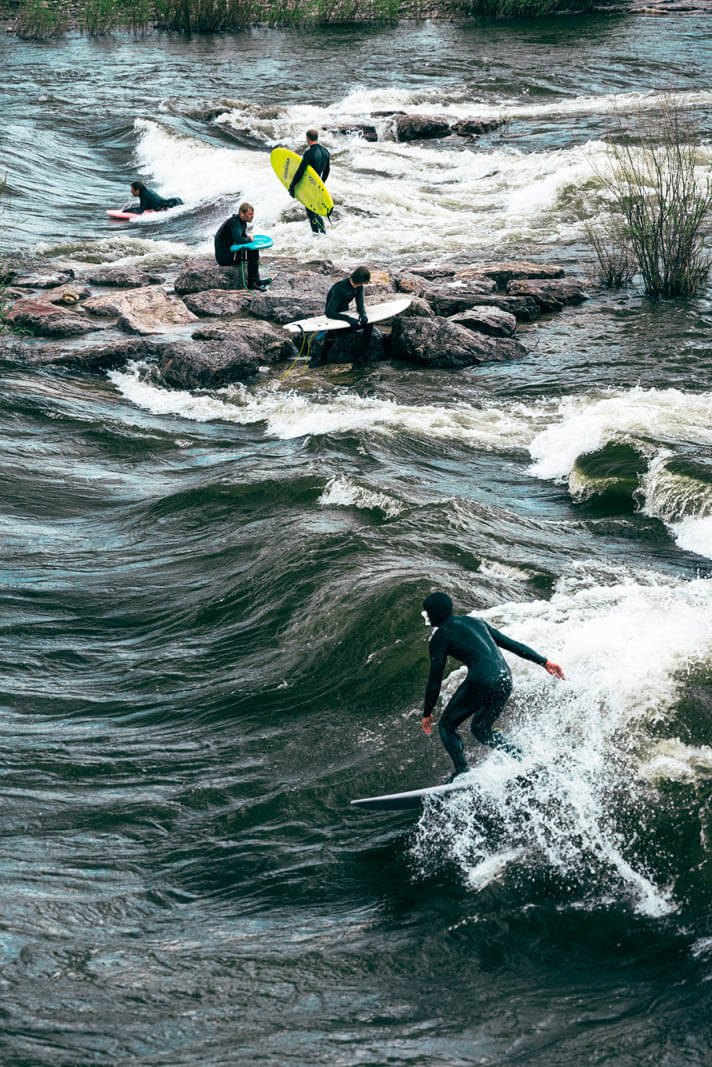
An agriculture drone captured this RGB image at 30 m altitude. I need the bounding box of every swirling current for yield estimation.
[2,14,712,1066]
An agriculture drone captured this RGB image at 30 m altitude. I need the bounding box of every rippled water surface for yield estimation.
[2,14,712,1065]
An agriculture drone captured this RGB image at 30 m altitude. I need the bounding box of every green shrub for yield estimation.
[589,102,712,298]
[15,0,68,38]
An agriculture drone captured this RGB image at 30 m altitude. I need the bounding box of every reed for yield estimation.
[15,0,68,38]
[455,0,595,15]
[591,102,712,299]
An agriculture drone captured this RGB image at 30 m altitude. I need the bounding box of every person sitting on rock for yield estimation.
[311,265,373,367]
[213,202,269,291]
[129,181,183,214]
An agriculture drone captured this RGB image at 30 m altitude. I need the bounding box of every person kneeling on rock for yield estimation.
[213,202,269,291]
[311,265,373,368]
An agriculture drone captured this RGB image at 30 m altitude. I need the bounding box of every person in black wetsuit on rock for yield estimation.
[213,202,269,290]
[129,181,183,214]
[311,265,373,367]
[288,129,331,235]
[421,592,565,781]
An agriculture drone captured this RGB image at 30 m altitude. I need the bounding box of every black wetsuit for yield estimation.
[289,143,331,234]
[425,608,546,773]
[213,214,262,287]
[134,187,183,214]
[316,278,372,365]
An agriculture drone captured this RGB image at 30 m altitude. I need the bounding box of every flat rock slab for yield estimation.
[83,287,198,334]
[6,298,104,338]
[182,289,253,317]
[84,267,166,287]
[456,261,565,288]
[417,278,499,317]
[12,270,75,289]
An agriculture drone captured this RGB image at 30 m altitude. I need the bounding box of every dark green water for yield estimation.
[2,14,712,1065]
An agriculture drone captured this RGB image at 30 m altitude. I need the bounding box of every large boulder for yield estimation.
[157,339,263,389]
[192,319,298,364]
[174,257,252,296]
[6,298,103,338]
[83,287,198,334]
[449,306,517,338]
[182,289,252,317]
[244,293,323,325]
[389,316,527,368]
[395,114,451,141]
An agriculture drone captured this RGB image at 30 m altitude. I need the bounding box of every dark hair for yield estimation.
[130,181,146,192]
[423,592,453,626]
[238,201,253,214]
[350,266,371,286]
[306,129,319,142]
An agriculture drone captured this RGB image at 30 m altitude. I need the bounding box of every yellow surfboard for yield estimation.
[270,147,334,218]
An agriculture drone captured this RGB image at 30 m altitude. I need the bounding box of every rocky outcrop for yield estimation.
[4,251,589,384]
[11,269,75,289]
[325,123,378,142]
[389,316,527,368]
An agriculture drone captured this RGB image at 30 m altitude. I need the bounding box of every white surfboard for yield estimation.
[283,296,411,335]
[351,774,476,812]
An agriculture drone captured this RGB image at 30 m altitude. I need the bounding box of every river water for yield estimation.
[2,13,712,1065]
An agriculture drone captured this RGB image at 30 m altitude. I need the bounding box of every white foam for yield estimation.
[411,572,712,914]
[318,475,404,518]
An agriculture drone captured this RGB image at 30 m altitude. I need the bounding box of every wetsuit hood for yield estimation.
[423,592,453,626]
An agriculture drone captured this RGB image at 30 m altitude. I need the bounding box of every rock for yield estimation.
[85,266,165,287]
[455,261,566,288]
[157,339,262,389]
[394,271,427,296]
[6,298,103,338]
[451,117,506,137]
[416,277,498,317]
[404,263,457,281]
[395,114,451,142]
[478,294,541,322]
[402,296,434,319]
[389,316,527,368]
[12,270,75,289]
[192,319,298,364]
[449,306,517,338]
[324,123,378,142]
[312,327,387,366]
[24,338,159,371]
[506,277,589,311]
[44,284,91,305]
[182,289,253,317]
[174,257,253,296]
[245,293,323,325]
[83,287,198,334]
[0,264,16,285]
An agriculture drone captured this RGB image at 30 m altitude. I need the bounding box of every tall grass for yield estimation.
[455,0,596,15]
[15,0,68,37]
[588,102,712,298]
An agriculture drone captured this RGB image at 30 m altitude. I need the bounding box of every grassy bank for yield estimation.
[4,0,604,38]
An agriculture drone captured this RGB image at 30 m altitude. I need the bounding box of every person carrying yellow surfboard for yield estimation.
[288,129,331,235]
